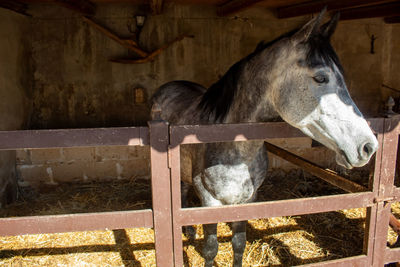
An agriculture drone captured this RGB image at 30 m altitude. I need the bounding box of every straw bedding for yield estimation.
[0,169,399,266]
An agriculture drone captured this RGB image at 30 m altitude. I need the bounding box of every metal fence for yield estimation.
[0,116,398,266]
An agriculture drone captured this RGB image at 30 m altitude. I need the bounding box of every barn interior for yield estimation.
[0,0,400,266]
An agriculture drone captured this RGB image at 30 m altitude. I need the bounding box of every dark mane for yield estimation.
[197,59,244,122]
[306,35,344,74]
[198,29,297,122]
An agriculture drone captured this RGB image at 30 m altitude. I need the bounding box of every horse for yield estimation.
[151,10,378,267]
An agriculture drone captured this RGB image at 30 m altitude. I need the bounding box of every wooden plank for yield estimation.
[340,2,400,20]
[385,16,400,23]
[217,0,265,16]
[0,0,30,16]
[0,209,153,236]
[54,0,96,16]
[150,0,163,15]
[277,0,396,19]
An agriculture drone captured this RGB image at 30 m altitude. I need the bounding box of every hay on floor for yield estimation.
[0,169,396,266]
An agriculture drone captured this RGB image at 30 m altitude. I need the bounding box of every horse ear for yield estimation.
[320,12,340,39]
[292,7,327,42]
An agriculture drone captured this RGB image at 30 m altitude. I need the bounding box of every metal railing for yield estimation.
[0,117,398,266]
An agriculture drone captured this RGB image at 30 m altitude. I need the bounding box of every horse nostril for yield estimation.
[361,142,375,159]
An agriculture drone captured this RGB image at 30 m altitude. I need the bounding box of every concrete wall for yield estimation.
[16,146,150,186]
[382,24,400,110]
[28,4,395,128]
[0,9,31,206]
[10,4,400,185]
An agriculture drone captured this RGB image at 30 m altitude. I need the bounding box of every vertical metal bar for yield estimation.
[363,119,385,266]
[170,145,184,266]
[372,117,399,266]
[364,206,378,266]
[374,202,392,266]
[149,120,174,266]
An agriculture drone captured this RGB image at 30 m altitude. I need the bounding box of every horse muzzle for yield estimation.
[335,137,378,169]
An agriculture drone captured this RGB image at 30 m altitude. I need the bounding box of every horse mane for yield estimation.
[198,27,342,122]
[198,29,298,123]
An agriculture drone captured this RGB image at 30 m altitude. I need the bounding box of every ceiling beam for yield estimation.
[149,0,163,15]
[217,0,265,17]
[277,0,397,19]
[340,2,400,20]
[0,0,30,16]
[384,16,400,23]
[54,0,96,16]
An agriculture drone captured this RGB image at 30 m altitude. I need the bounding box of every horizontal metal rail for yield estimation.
[0,209,153,236]
[175,192,375,226]
[0,127,149,150]
[264,141,367,193]
[385,247,400,264]
[301,255,368,267]
[170,122,305,146]
[0,117,398,266]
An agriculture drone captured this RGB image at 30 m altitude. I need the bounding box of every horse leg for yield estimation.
[232,220,247,267]
[203,223,218,267]
[181,182,196,239]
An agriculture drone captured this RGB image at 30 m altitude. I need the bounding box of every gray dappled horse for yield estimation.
[151,10,378,267]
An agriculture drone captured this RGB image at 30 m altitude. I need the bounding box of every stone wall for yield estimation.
[0,9,31,206]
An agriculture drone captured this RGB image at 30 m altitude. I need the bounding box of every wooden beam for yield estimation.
[149,0,163,15]
[340,2,400,20]
[110,34,194,64]
[0,0,30,16]
[384,16,400,23]
[264,141,367,193]
[54,0,96,16]
[277,0,397,19]
[217,0,265,17]
[82,16,149,58]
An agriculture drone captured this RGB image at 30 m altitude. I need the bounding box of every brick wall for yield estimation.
[16,146,150,187]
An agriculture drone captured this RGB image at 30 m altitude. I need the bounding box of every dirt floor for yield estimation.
[0,168,399,266]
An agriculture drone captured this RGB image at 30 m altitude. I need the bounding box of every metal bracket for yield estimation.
[374,196,397,207]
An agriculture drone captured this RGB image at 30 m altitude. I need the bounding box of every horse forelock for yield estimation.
[305,35,344,76]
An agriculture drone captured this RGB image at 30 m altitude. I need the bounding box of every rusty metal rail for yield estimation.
[0,117,398,266]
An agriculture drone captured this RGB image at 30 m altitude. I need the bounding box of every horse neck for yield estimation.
[223,53,280,124]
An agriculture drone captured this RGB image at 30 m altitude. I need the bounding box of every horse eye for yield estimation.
[313,75,329,84]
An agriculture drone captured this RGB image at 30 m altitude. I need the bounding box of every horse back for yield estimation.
[151,80,206,124]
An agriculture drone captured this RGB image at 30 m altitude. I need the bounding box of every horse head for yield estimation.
[267,10,378,169]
